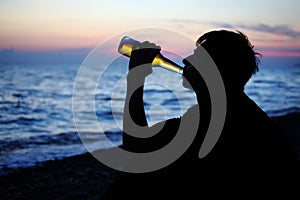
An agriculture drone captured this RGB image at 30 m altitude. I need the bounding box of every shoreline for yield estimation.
[1,112,299,199]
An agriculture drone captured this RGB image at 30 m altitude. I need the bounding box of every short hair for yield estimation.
[196,30,261,91]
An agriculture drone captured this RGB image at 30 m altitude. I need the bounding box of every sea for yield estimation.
[0,56,300,174]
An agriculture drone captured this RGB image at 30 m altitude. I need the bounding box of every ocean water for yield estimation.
[0,58,299,174]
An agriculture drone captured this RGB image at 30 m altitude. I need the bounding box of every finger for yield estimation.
[140,41,160,50]
[140,41,151,48]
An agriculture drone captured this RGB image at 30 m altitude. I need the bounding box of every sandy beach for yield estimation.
[0,112,299,199]
[0,149,120,200]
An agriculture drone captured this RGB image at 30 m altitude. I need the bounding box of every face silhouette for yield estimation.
[182,63,193,89]
[182,52,199,90]
[181,46,210,93]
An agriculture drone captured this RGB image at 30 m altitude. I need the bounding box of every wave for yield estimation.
[0,130,122,153]
[0,63,299,175]
[0,132,80,153]
[0,130,122,175]
[267,106,300,117]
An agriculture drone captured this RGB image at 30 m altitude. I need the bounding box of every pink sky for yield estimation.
[0,0,299,58]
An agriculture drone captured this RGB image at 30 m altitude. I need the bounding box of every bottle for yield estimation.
[118,36,184,74]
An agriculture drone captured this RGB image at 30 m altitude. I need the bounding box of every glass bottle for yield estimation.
[118,36,183,74]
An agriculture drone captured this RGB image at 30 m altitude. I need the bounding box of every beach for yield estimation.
[0,112,299,199]
[0,148,120,200]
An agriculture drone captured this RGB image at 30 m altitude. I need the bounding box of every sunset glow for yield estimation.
[0,0,299,59]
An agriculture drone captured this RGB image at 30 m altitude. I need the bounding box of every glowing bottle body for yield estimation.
[118,36,183,74]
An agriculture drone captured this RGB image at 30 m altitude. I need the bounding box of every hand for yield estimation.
[128,41,161,77]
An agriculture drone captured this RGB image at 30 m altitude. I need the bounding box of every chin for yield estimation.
[182,80,192,90]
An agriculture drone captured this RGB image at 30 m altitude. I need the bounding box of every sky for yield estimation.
[0,0,300,64]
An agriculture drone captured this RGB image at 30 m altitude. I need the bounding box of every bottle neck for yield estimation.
[153,53,183,74]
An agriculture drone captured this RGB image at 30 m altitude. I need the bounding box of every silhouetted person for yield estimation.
[104,30,297,199]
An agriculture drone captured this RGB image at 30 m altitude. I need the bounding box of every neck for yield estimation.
[194,86,211,120]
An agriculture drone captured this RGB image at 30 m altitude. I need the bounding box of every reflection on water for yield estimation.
[0,60,299,173]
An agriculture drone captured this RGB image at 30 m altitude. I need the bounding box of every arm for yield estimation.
[122,75,144,151]
[123,70,149,133]
[122,41,161,150]
[124,74,181,152]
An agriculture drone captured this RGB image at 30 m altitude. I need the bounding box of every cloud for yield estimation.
[0,48,91,64]
[169,19,300,38]
[214,22,300,38]
[0,48,15,55]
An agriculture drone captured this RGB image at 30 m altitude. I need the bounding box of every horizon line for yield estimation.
[1,47,300,58]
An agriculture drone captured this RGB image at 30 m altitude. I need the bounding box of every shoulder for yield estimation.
[235,92,272,123]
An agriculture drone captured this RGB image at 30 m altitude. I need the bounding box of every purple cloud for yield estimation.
[215,22,300,38]
[170,19,300,38]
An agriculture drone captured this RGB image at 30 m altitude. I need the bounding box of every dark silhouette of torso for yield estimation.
[103,30,297,199]
[104,91,297,199]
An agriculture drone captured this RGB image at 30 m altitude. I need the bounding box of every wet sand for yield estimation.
[0,113,299,199]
